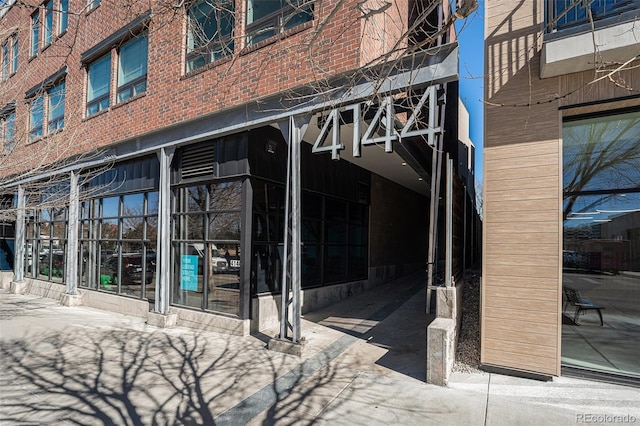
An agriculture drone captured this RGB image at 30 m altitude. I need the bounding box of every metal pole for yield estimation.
[445,156,453,287]
[426,87,445,313]
[65,171,79,294]
[463,187,467,272]
[278,116,308,342]
[156,147,174,314]
[13,186,25,283]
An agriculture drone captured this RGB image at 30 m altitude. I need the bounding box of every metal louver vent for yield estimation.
[181,144,215,179]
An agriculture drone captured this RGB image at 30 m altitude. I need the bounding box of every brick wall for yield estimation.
[1,0,413,179]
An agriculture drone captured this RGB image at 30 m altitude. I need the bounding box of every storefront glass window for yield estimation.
[79,190,158,302]
[562,110,640,379]
[172,180,242,315]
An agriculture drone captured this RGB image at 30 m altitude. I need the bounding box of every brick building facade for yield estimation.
[1,0,479,382]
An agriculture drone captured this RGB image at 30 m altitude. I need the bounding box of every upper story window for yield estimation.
[246,0,314,46]
[82,13,150,117]
[87,53,111,117]
[1,109,16,154]
[2,42,8,80]
[44,0,54,46]
[29,95,45,142]
[117,34,148,102]
[28,1,70,58]
[48,81,66,133]
[59,0,69,34]
[546,0,636,32]
[87,0,101,11]
[186,0,234,73]
[25,68,67,139]
[1,33,19,79]
[31,10,40,57]
[11,34,18,73]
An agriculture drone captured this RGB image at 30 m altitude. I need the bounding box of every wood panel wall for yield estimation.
[484,0,640,376]
[483,0,562,376]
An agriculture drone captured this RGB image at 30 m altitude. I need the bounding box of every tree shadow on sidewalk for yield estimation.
[0,316,344,425]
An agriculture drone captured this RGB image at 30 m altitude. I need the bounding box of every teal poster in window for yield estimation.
[181,255,198,291]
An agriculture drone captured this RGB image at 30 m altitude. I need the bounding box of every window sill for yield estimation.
[181,56,233,80]
[47,128,64,138]
[112,92,147,110]
[83,108,109,122]
[25,128,64,145]
[241,21,313,56]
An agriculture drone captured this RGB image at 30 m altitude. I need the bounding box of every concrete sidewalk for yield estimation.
[1,285,639,425]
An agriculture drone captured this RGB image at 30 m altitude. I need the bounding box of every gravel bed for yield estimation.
[453,273,483,374]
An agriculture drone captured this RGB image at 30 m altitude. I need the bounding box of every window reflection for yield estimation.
[79,191,157,304]
[172,180,243,315]
[562,111,640,379]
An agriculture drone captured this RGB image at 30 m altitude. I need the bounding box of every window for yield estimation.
[1,111,16,153]
[86,54,111,116]
[44,0,54,46]
[26,76,66,140]
[186,0,234,72]
[48,81,65,133]
[29,95,44,142]
[11,34,18,73]
[546,0,632,32]
[2,34,18,79]
[88,0,101,10]
[246,0,314,46]
[59,0,69,34]
[117,34,148,102]
[85,27,149,116]
[172,180,243,315]
[562,110,640,378]
[79,157,159,301]
[31,10,40,57]
[2,41,8,80]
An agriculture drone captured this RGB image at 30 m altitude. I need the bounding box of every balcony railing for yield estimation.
[545,0,635,33]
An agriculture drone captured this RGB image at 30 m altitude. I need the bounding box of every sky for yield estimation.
[455,0,485,185]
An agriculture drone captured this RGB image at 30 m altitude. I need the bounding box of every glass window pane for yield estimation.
[118,35,148,87]
[563,112,640,194]
[87,54,111,102]
[187,185,208,212]
[147,191,159,215]
[187,213,205,240]
[247,0,283,23]
[173,243,205,309]
[29,95,44,140]
[11,34,18,73]
[48,81,65,132]
[102,196,120,217]
[252,244,281,293]
[122,216,144,240]
[324,245,347,284]
[119,245,145,298]
[208,212,241,240]
[562,112,640,378]
[31,12,39,56]
[209,181,242,211]
[123,193,144,215]
[59,0,69,33]
[44,0,53,45]
[100,218,119,239]
[99,242,118,292]
[302,244,320,287]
